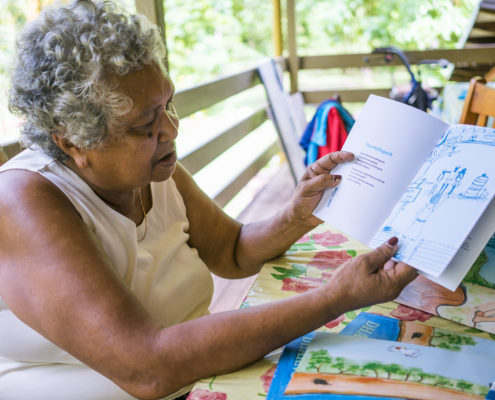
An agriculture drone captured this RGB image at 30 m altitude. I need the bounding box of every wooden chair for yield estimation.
[485,65,495,82]
[258,59,307,183]
[459,77,495,127]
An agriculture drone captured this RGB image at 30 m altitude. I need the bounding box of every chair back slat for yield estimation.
[459,77,495,127]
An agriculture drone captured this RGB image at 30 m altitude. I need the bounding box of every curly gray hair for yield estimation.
[9,0,166,161]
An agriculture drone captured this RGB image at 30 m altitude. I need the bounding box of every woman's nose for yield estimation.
[155,107,179,141]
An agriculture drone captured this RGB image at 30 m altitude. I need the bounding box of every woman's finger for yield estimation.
[302,151,353,183]
[299,173,342,196]
[315,151,354,173]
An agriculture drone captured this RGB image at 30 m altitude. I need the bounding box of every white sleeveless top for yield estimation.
[0,147,214,399]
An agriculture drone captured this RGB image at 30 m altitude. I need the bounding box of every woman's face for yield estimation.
[78,63,179,193]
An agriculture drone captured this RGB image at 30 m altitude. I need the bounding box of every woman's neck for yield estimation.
[61,158,148,224]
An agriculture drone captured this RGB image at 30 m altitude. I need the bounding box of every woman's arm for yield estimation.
[176,152,354,278]
[0,169,416,400]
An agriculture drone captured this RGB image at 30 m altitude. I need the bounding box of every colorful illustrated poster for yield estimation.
[268,332,494,400]
[339,312,495,358]
[396,234,495,335]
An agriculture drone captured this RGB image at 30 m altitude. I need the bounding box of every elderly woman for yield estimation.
[0,1,417,399]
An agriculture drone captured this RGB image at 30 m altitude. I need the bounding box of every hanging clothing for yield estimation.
[299,99,355,165]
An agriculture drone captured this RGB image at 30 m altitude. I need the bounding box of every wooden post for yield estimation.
[135,0,169,71]
[286,0,298,93]
[0,147,8,165]
[272,0,283,57]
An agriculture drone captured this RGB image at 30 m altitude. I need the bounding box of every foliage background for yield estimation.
[165,0,479,87]
[0,0,480,143]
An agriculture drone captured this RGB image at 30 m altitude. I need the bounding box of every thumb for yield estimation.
[361,237,399,273]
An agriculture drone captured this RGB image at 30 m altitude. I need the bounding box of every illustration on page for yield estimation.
[370,124,495,277]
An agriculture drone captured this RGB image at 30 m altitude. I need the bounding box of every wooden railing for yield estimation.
[2,46,494,211]
[295,47,495,104]
[173,60,286,207]
[0,60,287,210]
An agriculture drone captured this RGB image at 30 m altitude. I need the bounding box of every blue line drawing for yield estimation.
[460,173,489,199]
[371,124,495,273]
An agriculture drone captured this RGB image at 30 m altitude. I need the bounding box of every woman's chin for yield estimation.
[152,153,177,181]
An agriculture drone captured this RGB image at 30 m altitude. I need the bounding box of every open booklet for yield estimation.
[314,95,495,290]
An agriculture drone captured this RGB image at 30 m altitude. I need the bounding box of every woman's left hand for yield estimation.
[286,151,354,228]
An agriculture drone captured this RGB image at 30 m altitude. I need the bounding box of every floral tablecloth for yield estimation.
[187,224,494,400]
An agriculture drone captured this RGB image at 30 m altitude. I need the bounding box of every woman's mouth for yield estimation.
[156,150,177,167]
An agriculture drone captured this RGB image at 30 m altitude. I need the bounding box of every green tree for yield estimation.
[342,360,362,376]
[0,0,482,144]
[0,0,27,74]
[431,330,477,351]
[456,380,474,393]
[162,0,479,88]
[306,349,332,373]
[294,0,478,55]
[331,356,347,374]
[403,367,424,382]
[362,361,384,378]
[431,376,454,388]
[381,363,403,379]
[422,372,443,386]
[165,0,272,87]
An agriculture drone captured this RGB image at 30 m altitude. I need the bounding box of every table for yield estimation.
[187,224,495,400]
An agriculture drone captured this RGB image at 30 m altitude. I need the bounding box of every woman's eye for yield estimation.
[166,99,175,112]
[130,119,154,136]
[137,119,154,130]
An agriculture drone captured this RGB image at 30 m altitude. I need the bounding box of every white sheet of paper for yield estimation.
[370,125,495,278]
[314,95,448,244]
[423,197,495,290]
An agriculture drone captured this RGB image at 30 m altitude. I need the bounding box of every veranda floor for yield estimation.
[208,162,296,313]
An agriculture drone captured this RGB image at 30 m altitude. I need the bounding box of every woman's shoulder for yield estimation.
[0,148,93,216]
[0,169,83,265]
[0,167,76,217]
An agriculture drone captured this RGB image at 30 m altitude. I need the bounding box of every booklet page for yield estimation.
[422,197,495,290]
[314,95,448,244]
[370,125,495,279]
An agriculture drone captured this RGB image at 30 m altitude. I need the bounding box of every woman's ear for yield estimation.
[51,132,89,169]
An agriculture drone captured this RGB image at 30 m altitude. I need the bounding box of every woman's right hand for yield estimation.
[285,151,354,229]
[323,237,418,314]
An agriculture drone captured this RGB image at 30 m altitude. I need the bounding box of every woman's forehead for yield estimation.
[114,64,173,98]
